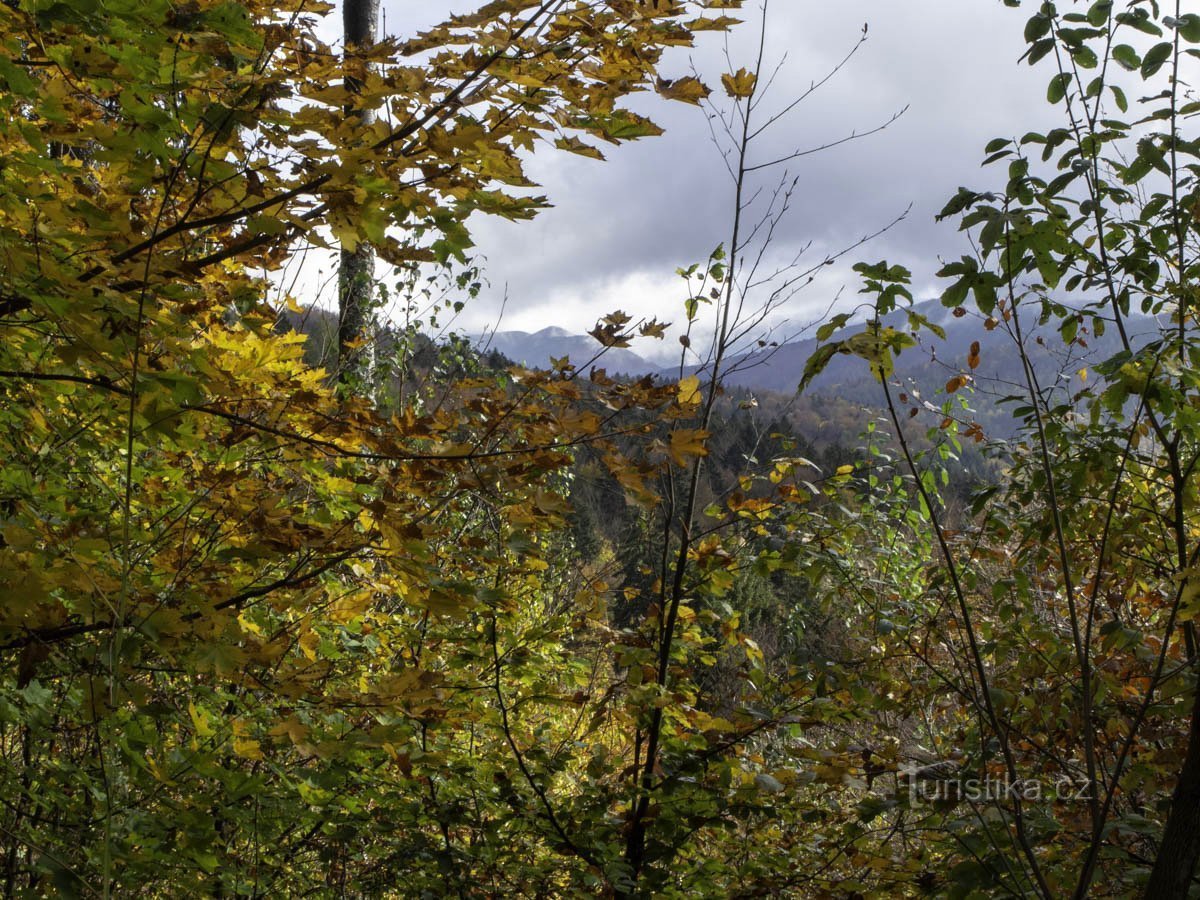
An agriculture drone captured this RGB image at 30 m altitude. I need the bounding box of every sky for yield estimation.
[312,2,1058,360]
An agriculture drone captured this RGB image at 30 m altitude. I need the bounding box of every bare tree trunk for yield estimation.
[1143,684,1200,899]
[337,0,379,386]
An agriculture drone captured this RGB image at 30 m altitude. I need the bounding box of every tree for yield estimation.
[592,5,905,891]
[0,0,746,893]
[806,1,1200,895]
[337,0,380,384]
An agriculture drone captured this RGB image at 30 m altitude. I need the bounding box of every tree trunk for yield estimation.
[1143,683,1200,898]
[337,0,379,385]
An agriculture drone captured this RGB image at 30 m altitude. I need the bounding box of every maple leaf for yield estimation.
[677,375,702,407]
[721,67,757,98]
[656,76,711,105]
[668,428,710,466]
[640,319,670,339]
[589,322,632,348]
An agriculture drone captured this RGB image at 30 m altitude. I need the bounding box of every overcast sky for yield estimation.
[313,2,1057,359]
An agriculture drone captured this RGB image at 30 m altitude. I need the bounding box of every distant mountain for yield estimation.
[291,302,1151,444]
[719,298,1142,396]
[472,326,657,375]
[710,298,1151,440]
[474,303,1144,412]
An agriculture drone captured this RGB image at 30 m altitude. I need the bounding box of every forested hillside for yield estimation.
[1,0,1199,897]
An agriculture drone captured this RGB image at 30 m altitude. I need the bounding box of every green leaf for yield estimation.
[1086,0,1113,26]
[1048,73,1072,104]
[799,343,840,393]
[1136,137,1170,176]
[1062,316,1079,344]
[1024,13,1051,41]
[1116,9,1163,36]
[1141,41,1174,78]
[816,314,850,342]
[936,187,984,222]
[1175,13,1200,42]
[1027,37,1056,65]
[1112,43,1140,70]
[0,57,37,96]
[577,110,664,142]
[1072,44,1099,68]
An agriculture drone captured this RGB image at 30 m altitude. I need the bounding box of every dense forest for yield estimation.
[2,0,1200,896]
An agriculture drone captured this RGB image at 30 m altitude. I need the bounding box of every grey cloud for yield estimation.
[364,2,1058,335]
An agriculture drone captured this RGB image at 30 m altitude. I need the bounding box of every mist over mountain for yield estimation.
[471,325,657,375]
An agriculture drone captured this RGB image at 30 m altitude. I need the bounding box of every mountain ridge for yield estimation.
[470,299,1150,440]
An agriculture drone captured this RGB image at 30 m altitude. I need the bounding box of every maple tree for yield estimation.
[6,0,1198,895]
[0,0,777,894]
[0,0,917,887]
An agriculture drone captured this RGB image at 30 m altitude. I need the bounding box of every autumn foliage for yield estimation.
[2,0,1200,897]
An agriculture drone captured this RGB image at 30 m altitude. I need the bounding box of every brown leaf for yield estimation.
[946,374,971,394]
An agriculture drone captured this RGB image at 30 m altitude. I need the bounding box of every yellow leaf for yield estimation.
[298,628,320,661]
[554,135,605,160]
[232,720,263,760]
[189,701,215,738]
[238,612,263,636]
[835,464,854,477]
[743,636,764,666]
[689,15,742,32]
[603,310,632,327]
[330,589,372,624]
[268,715,310,746]
[677,374,702,406]
[657,76,711,105]
[721,68,757,98]
[1180,579,1200,622]
[669,428,709,466]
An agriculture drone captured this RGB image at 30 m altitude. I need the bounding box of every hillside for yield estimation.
[474,299,1152,441]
